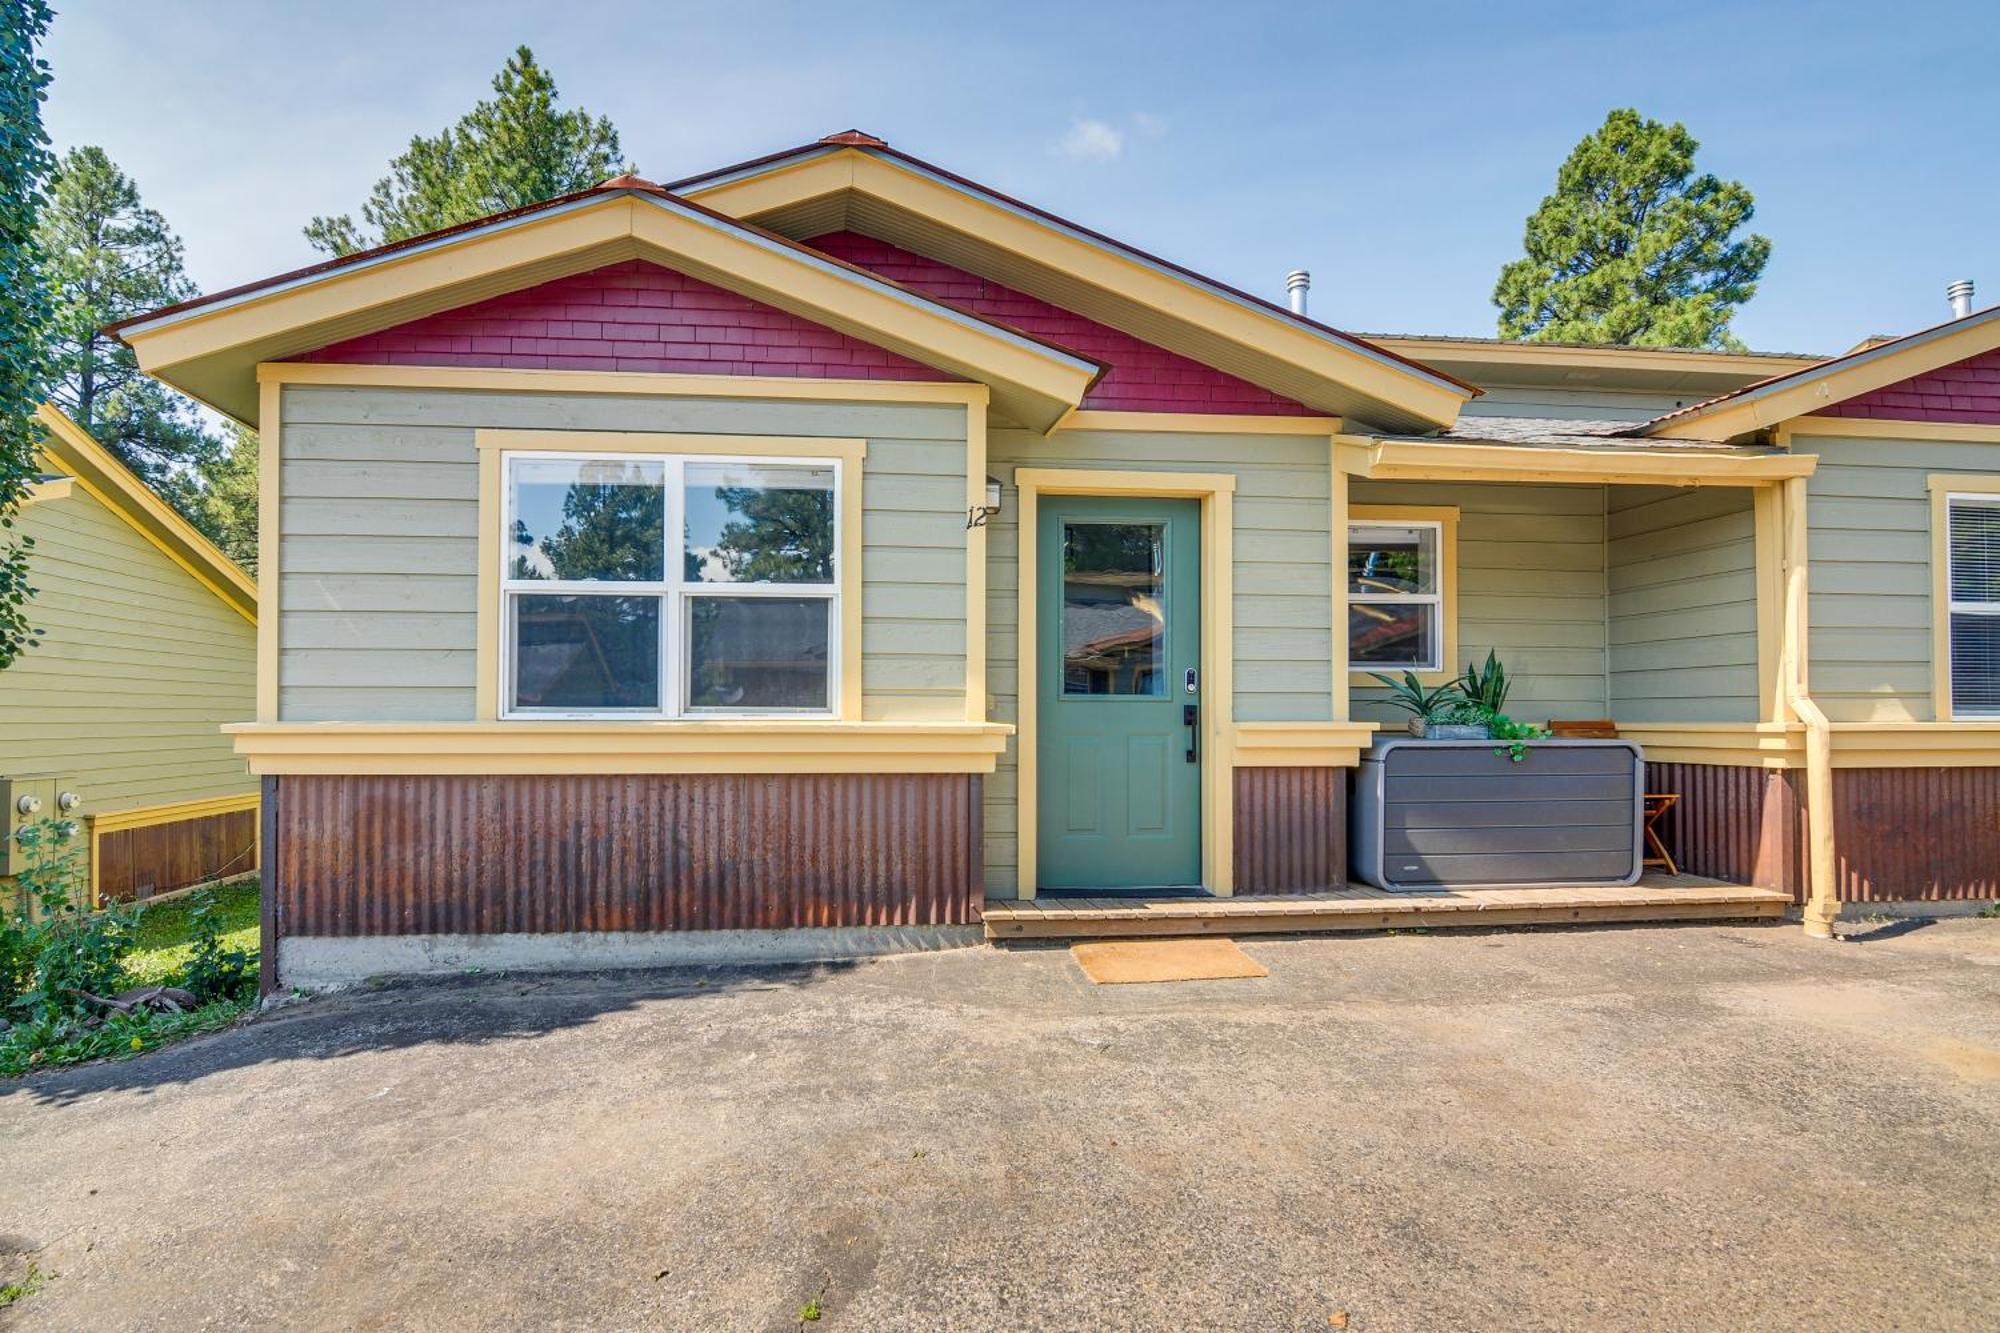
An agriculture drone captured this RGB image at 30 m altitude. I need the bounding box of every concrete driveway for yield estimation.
[4,917,1998,1330]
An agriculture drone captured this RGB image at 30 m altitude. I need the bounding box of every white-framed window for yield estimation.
[1945,490,2000,716]
[1348,518,1445,673]
[501,451,841,718]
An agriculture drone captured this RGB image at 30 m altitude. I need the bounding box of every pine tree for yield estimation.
[0,0,56,670]
[39,146,216,483]
[306,46,630,257]
[159,423,258,572]
[1494,109,1772,350]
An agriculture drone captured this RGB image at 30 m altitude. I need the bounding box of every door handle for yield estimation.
[1183,703,1198,764]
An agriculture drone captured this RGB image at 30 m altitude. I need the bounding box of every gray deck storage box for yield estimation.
[1350,738,1645,891]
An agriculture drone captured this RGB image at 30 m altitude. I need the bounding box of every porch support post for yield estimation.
[1330,438,1349,722]
[1780,476,1841,938]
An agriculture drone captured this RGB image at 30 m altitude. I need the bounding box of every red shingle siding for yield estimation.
[1820,347,2000,425]
[293,259,956,381]
[806,230,1313,415]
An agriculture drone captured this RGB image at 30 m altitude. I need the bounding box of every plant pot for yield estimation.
[1407,719,1492,740]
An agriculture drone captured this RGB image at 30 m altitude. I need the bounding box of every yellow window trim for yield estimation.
[1927,473,2000,723]
[1348,504,1460,689]
[1012,467,1236,899]
[224,720,1012,775]
[473,428,866,722]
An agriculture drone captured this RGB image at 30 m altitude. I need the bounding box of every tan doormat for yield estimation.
[1071,937,1269,985]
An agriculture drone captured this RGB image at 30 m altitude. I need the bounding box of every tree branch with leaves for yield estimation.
[306,45,631,257]
[0,0,56,671]
[1494,108,1772,350]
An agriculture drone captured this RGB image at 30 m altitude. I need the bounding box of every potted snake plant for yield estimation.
[1368,670,1493,740]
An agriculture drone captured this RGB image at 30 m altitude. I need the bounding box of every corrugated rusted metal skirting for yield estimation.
[1233,767,1347,894]
[266,773,985,938]
[1833,766,2000,901]
[1647,761,1808,901]
[1648,761,2000,902]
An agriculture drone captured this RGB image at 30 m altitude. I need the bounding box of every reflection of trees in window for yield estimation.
[1062,522,1165,696]
[517,466,663,581]
[701,485,834,583]
[1065,522,1158,578]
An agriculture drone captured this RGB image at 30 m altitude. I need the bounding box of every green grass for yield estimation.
[125,879,260,987]
[1,880,262,1077]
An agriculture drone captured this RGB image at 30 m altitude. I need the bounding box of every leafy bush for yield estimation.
[180,888,252,1004]
[2,822,258,1075]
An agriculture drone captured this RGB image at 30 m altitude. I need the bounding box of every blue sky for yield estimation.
[42,0,2000,356]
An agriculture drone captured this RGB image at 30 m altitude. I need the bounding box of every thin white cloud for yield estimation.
[1130,111,1167,139]
[1056,118,1125,162]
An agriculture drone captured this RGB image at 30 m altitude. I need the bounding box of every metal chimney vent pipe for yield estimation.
[1286,269,1310,316]
[1948,279,1976,320]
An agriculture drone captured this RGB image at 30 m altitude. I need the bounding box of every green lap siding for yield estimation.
[2,485,256,811]
[982,426,1334,894]
[1801,433,2000,722]
[1606,485,1760,723]
[275,386,971,723]
[1349,480,1610,729]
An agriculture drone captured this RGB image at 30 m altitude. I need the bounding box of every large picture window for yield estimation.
[502,452,840,717]
[1348,518,1446,672]
[1945,490,2000,716]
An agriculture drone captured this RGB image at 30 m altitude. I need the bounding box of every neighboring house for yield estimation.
[108,131,2000,986]
[2,404,259,904]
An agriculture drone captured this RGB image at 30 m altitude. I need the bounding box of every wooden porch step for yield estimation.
[981,874,1790,941]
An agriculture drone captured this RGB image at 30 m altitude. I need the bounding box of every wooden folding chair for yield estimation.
[1642,792,1680,877]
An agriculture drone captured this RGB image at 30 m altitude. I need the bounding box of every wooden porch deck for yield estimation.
[982,873,1790,941]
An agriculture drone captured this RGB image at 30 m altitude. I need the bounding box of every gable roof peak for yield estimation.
[820,129,888,147]
[598,172,666,193]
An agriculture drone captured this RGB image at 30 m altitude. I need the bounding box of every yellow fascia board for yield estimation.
[622,201,1094,429]
[89,791,260,835]
[1613,722,1806,768]
[22,476,73,505]
[1054,410,1342,436]
[126,196,638,374]
[1336,434,1816,485]
[1368,336,1820,379]
[1650,317,2000,442]
[1827,721,2000,767]
[258,360,993,408]
[224,720,1013,776]
[1231,721,1378,768]
[691,151,1470,430]
[1786,416,2000,444]
[132,194,1093,430]
[32,403,257,623]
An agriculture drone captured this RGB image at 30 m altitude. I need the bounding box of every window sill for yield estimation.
[226,720,1014,776]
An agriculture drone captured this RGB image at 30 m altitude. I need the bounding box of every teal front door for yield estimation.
[1037,496,1202,890]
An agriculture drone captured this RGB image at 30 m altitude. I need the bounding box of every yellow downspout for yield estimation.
[1781,476,1841,938]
